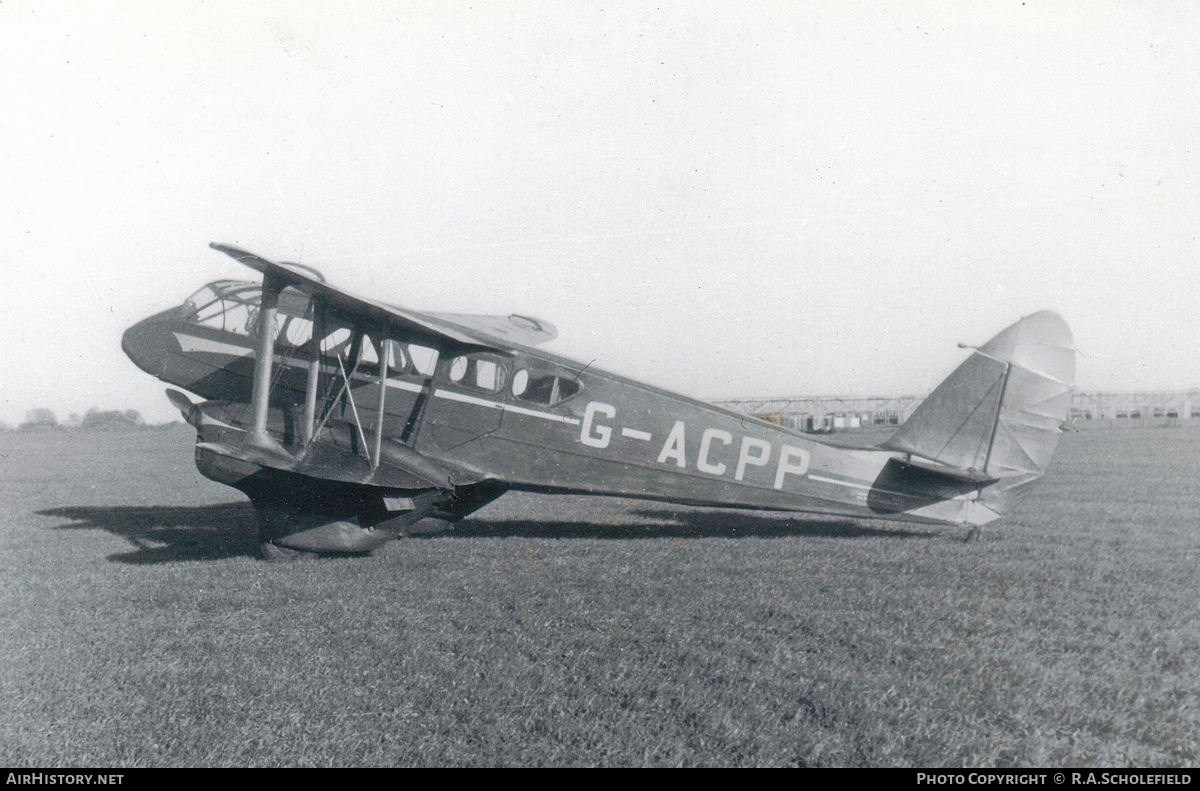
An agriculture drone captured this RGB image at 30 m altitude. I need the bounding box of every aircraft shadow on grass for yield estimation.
[38,502,261,564]
[37,501,934,565]
[431,506,936,541]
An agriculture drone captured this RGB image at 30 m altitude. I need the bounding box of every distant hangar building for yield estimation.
[714,394,924,433]
[716,390,1199,432]
[1068,390,1200,424]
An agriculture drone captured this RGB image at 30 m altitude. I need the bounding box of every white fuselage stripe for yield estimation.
[384,379,425,394]
[387,379,581,425]
[173,333,254,357]
[809,474,872,492]
[809,473,974,502]
[177,334,582,428]
[433,388,506,410]
[499,402,583,425]
[433,388,581,425]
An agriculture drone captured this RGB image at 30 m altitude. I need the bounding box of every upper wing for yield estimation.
[210,243,555,351]
[426,312,558,347]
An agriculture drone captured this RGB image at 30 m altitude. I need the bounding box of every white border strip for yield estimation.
[810,473,974,502]
[384,379,425,394]
[809,474,871,492]
[175,335,583,429]
[433,388,581,425]
[173,333,253,357]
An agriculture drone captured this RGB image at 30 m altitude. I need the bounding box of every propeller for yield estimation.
[165,388,199,428]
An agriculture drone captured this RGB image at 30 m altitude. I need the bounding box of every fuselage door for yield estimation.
[421,352,508,450]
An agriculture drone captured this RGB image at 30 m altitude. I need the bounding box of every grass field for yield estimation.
[1,426,1196,767]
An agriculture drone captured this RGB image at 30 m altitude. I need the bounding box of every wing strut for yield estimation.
[247,274,289,458]
[309,342,358,446]
[336,351,372,463]
[301,300,324,444]
[372,332,389,469]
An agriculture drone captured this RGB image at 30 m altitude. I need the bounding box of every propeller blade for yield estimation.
[165,388,198,427]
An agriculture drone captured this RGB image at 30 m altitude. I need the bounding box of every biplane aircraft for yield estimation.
[122,243,1075,559]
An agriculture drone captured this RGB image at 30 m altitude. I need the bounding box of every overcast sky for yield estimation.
[2,1,1197,426]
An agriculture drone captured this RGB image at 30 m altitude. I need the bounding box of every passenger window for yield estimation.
[524,375,557,404]
[557,378,580,401]
[350,335,387,379]
[383,340,408,373]
[282,316,313,347]
[321,328,352,355]
[512,369,529,397]
[448,356,468,382]
[360,336,380,365]
[475,360,501,391]
[408,345,439,376]
[518,374,581,406]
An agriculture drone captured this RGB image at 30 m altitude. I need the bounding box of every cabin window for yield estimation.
[193,302,228,329]
[557,378,580,401]
[383,340,408,373]
[443,355,506,393]
[184,281,313,342]
[360,336,380,365]
[321,327,353,355]
[190,298,256,336]
[518,374,580,406]
[408,345,439,376]
[349,335,386,378]
[282,316,313,347]
[186,286,225,325]
[475,360,501,391]
[223,303,256,336]
[511,369,529,397]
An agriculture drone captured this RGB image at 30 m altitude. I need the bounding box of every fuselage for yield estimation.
[122,279,1000,529]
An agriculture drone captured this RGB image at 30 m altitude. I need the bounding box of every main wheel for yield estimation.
[260,541,318,562]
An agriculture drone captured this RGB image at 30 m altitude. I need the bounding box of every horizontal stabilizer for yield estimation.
[895,456,998,485]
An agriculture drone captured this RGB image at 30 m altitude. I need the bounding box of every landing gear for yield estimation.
[964,526,981,543]
[403,517,454,536]
[238,475,511,559]
[260,541,319,562]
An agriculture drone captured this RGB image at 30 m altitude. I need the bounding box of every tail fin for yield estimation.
[883,311,1075,481]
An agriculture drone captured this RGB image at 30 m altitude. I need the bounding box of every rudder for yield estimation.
[884,311,1076,481]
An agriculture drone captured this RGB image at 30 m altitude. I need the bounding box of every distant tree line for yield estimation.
[4,408,184,433]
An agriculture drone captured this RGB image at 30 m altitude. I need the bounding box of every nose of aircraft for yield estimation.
[122,310,179,377]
